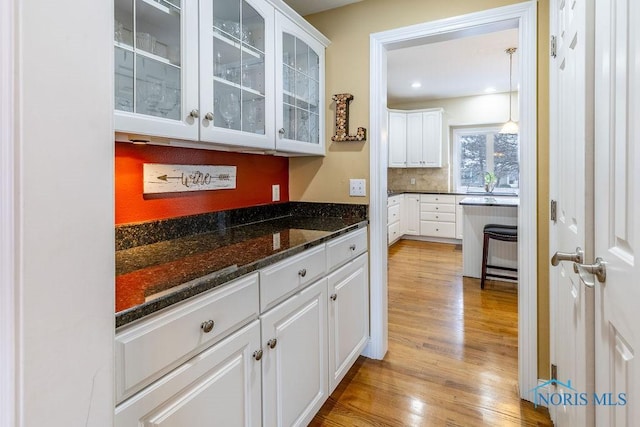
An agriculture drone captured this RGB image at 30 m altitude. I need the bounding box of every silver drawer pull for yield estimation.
[330,293,337,301]
[253,349,263,361]
[267,338,278,349]
[349,244,356,251]
[201,320,215,333]
[298,268,307,277]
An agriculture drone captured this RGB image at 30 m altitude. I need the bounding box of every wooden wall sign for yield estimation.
[331,93,366,142]
[143,163,237,194]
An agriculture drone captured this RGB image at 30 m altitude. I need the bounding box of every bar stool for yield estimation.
[481,224,518,289]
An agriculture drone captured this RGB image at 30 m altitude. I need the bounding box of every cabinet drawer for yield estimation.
[420,221,456,238]
[420,194,455,204]
[387,204,400,225]
[420,212,455,223]
[387,195,402,207]
[115,273,260,403]
[260,244,326,312]
[388,222,400,244]
[420,202,455,214]
[326,227,368,272]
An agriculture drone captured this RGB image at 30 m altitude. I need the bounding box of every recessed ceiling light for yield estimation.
[485,87,497,93]
[411,82,422,89]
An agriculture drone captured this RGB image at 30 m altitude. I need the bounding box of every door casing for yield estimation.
[365,1,539,401]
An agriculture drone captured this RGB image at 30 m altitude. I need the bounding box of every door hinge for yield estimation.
[550,200,557,223]
[550,35,557,58]
[551,364,558,387]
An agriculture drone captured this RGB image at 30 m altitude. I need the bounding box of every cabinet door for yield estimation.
[115,320,262,427]
[422,110,442,167]
[261,279,328,427]
[388,112,407,167]
[405,112,424,167]
[327,253,369,393]
[114,0,199,141]
[404,195,420,235]
[199,0,275,150]
[275,12,325,156]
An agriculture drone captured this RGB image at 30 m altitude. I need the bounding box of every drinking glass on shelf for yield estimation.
[218,92,240,128]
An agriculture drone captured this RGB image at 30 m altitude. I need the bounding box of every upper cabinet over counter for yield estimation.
[388,108,447,168]
[114,0,329,156]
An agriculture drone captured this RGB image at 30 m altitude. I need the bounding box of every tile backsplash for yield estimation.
[388,167,450,192]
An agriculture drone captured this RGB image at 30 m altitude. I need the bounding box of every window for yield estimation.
[453,126,519,193]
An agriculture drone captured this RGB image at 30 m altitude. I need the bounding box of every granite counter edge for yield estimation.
[115,220,368,329]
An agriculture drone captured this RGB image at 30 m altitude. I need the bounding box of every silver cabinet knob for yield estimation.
[298,268,307,277]
[204,112,214,121]
[330,293,337,301]
[349,244,356,251]
[267,338,277,349]
[278,128,285,136]
[189,109,199,118]
[201,320,215,333]
[252,349,263,361]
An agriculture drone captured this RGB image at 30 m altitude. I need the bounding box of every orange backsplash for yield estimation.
[115,142,289,224]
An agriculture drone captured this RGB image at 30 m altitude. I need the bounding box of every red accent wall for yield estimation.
[115,142,289,224]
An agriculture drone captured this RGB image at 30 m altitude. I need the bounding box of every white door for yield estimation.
[593,0,640,424]
[388,112,407,167]
[261,279,328,427]
[549,0,594,425]
[327,253,369,393]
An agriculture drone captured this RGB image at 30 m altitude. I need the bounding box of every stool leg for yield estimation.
[481,233,490,289]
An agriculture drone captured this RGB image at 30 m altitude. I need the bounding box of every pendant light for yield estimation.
[500,47,519,134]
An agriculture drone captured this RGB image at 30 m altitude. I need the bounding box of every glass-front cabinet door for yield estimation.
[275,13,325,156]
[199,0,275,150]
[114,0,198,141]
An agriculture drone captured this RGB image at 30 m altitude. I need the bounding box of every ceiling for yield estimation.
[387,28,520,104]
[282,1,520,104]
[282,0,362,16]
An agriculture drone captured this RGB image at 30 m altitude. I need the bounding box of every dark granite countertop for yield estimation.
[116,208,367,328]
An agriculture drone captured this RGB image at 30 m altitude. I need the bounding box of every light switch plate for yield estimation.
[272,184,280,202]
[349,179,366,197]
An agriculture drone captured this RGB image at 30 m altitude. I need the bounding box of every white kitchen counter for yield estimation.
[460,198,518,279]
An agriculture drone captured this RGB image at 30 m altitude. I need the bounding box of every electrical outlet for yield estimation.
[272,232,281,250]
[272,184,280,202]
[410,178,416,185]
[349,179,366,197]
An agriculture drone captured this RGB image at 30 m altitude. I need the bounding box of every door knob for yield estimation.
[189,109,199,118]
[204,112,214,121]
[551,247,584,266]
[573,257,607,287]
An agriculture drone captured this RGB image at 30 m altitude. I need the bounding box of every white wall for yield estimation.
[390,92,519,126]
[16,0,114,425]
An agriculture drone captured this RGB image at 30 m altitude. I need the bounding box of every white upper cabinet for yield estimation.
[114,0,200,141]
[199,0,275,150]
[388,112,407,167]
[388,108,444,168]
[274,12,325,155]
[114,0,328,155]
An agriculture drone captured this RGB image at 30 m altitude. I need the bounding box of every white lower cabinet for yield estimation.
[261,279,328,427]
[404,194,420,235]
[115,320,262,426]
[327,253,369,393]
[115,228,369,427]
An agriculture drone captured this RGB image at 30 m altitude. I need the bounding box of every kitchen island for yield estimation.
[459,196,519,279]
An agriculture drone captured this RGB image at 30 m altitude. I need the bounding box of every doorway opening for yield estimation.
[365,2,538,400]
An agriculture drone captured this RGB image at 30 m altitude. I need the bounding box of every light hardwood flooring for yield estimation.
[310,239,552,426]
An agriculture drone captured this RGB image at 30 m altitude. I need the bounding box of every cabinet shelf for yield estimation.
[140,0,180,15]
[115,41,181,69]
[212,28,264,59]
[214,76,264,98]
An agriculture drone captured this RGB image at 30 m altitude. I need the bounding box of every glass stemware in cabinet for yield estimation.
[218,91,241,129]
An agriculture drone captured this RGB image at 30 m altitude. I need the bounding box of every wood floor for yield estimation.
[310,240,552,426]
